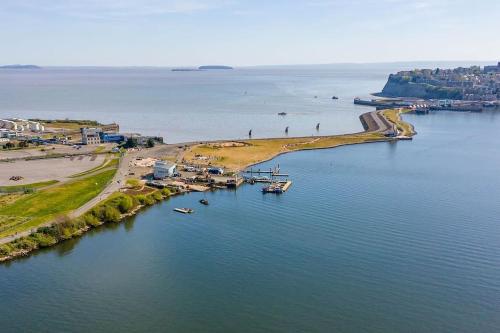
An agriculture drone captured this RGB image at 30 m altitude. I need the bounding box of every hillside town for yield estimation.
[381,62,500,102]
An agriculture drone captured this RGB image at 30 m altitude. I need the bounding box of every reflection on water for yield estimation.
[1,101,500,332]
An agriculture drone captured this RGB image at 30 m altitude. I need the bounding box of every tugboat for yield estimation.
[174,208,194,214]
[199,199,209,205]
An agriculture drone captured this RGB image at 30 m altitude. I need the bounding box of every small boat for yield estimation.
[277,112,287,116]
[262,183,284,194]
[332,96,339,100]
[174,208,194,214]
[199,199,209,205]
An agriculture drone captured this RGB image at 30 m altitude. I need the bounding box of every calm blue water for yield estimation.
[0,62,488,143]
[1,111,500,332]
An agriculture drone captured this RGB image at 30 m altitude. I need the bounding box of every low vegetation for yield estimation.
[183,132,386,171]
[0,188,172,261]
[0,169,116,237]
[69,157,119,178]
[381,109,415,136]
[0,180,59,193]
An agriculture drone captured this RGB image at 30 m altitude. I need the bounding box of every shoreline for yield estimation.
[0,108,415,263]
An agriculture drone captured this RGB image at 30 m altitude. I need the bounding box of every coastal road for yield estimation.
[0,144,184,245]
[0,110,391,246]
[0,151,133,245]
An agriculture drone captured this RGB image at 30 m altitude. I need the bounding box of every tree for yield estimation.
[123,137,138,149]
[18,141,29,148]
[146,138,155,148]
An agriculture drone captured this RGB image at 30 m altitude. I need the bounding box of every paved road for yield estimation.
[0,144,185,245]
[0,152,132,245]
[0,111,392,245]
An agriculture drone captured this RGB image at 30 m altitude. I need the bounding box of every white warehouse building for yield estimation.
[154,161,177,179]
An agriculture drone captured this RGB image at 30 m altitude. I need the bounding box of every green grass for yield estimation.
[0,180,59,193]
[93,145,106,153]
[0,188,174,261]
[69,157,119,178]
[0,169,116,237]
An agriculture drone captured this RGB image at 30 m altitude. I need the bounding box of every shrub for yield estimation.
[30,233,57,247]
[13,237,38,250]
[152,191,163,202]
[161,188,171,196]
[126,178,141,188]
[135,195,147,205]
[84,214,101,227]
[0,244,14,256]
[103,205,121,223]
[117,195,134,213]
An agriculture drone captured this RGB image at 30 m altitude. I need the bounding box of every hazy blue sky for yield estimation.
[1,0,499,66]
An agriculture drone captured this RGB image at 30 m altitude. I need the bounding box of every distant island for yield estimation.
[378,62,500,101]
[198,65,233,70]
[171,68,201,72]
[0,64,41,69]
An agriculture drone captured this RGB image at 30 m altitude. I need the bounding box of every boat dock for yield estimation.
[243,168,289,177]
[262,180,292,194]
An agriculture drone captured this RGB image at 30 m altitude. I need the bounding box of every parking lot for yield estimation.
[0,154,106,186]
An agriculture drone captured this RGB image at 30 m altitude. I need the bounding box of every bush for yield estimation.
[84,214,101,227]
[30,233,57,247]
[161,188,171,196]
[126,179,141,188]
[117,195,134,213]
[0,244,14,256]
[152,191,163,202]
[12,237,38,250]
[103,205,121,223]
[146,138,155,148]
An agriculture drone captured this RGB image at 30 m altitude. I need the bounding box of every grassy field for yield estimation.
[0,180,59,193]
[0,169,116,237]
[381,109,415,136]
[69,157,119,178]
[183,132,386,171]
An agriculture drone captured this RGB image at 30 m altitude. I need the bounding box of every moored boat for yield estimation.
[174,208,194,214]
[199,199,209,205]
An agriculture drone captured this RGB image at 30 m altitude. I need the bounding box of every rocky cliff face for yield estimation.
[380,75,463,99]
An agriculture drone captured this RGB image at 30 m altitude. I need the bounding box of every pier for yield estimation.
[262,180,292,194]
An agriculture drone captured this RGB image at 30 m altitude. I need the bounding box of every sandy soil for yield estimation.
[0,155,106,185]
[0,143,114,161]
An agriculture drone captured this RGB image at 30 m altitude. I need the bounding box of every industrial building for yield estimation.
[80,128,102,145]
[154,161,177,179]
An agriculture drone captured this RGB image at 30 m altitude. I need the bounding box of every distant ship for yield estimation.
[278,112,287,116]
[331,96,339,100]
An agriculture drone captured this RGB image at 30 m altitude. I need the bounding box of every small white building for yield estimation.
[154,161,177,179]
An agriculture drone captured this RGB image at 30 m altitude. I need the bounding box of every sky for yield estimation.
[0,0,499,66]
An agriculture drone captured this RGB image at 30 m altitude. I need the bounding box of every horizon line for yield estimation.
[2,60,498,69]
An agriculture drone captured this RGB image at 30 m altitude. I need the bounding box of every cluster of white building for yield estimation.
[0,118,45,132]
